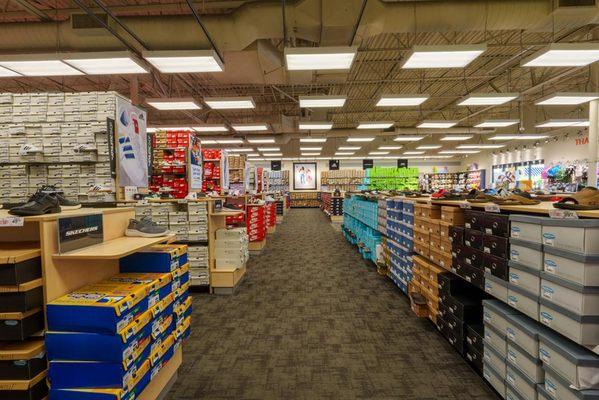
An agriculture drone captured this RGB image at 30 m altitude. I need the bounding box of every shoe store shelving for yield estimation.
[267,170,290,192]
[321,170,364,192]
[150,130,194,199]
[227,154,246,193]
[0,207,183,400]
[421,169,486,192]
[201,148,229,195]
[320,191,344,222]
[290,191,320,208]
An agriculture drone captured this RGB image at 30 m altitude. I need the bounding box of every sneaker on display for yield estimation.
[125,217,169,238]
[40,185,81,210]
[223,204,241,212]
[88,185,112,193]
[19,144,43,155]
[9,192,60,216]
[265,195,275,202]
[74,144,98,153]
[185,192,198,200]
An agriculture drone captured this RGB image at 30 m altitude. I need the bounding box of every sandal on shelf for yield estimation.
[553,187,599,210]
[496,194,541,206]
[431,189,447,199]
[467,192,497,203]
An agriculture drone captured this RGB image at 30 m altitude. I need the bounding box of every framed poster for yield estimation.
[116,97,148,187]
[189,134,202,189]
[293,162,317,190]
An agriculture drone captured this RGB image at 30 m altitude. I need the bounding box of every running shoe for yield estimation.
[125,217,169,238]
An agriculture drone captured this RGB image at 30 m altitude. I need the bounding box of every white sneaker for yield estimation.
[19,144,43,155]
[88,184,112,193]
[265,196,275,202]
[74,144,98,153]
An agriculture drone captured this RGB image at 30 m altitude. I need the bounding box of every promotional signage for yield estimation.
[329,160,340,170]
[271,161,281,171]
[115,97,148,187]
[363,159,374,170]
[58,214,104,254]
[106,118,116,179]
[397,159,408,168]
[189,135,202,189]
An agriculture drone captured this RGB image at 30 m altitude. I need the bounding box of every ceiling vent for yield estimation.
[557,0,596,7]
[71,12,109,30]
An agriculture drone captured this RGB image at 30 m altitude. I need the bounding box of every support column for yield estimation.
[589,99,598,188]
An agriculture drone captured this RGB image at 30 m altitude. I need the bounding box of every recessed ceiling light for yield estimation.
[258,147,280,152]
[488,134,549,140]
[535,93,599,106]
[147,127,158,133]
[404,151,425,155]
[216,139,243,144]
[369,151,389,155]
[264,153,282,156]
[416,145,442,149]
[457,93,518,106]
[231,123,269,132]
[440,135,473,141]
[62,51,148,74]
[521,43,599,67]
[147,98,201,110]
[0,66,20,77]
[439,150,481,154]
[0,54,84,76]
[401,44,487,69]
[204,97,255,109]
[300,138,327,143]
[300,147,322,151]
[192,125,228,132]
[298,121,333,130]
[149,126,194,131]
[417,120,458,129]
[338,146,361,150]
[247,153,260,156]
[200,139,218,144]
[378,146,402,150]
[376,94,429,107]
[143,49,223,73]
[301,152,321,156]
[247,138,276,143]
[347,137,375,142]
[225,148,254,152]
[357,122,394,129]
[299,96,346,108]
[474,120,519,128]
[457,144,505,149]
[535,119,589,128]
[335,152,354,156]
[285,46,357,71]
[393,136,426,142]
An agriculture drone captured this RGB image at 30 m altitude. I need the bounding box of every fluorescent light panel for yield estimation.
[457,144,505,149]
[200,140,218,144]
[440,135,473,141]
[458,93,518,106]
[522,43,599,67]
[376,94,428,107]
[231,123,269,132]
[488,134,549,140]
[143,49,223,73]
[226,148,254,152]
[247,138,275,143]
[258,147,280,151]
[535,119,589,128]
[298,121,333,130]
[147,98,201,110]
[204,97,255,109]
[369,151,389,155]
[216,139,243,144]
[439,150,481,154]
[0,54,83,76]
[417,120,458,129]
[265,153,282,156]
[536,93,599,105]
[62,51,148,74]
[301,152,321,156]
[285,46,357,71]
[378,146,402,150]
[475,119,519,128]
[416,145,442,149]
[300,138,327,143]
[402,44,487,69]
[394,136,425,142]
[338,146,361,150]
[357,121,394,129]
[299,96,346,108]
[347,137,375,142]
[192,125,228,132]
[300,147,322,151]
[404,151,425,155]
[335,152,354,155]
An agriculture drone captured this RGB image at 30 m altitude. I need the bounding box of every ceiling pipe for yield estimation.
[185,0,225,63]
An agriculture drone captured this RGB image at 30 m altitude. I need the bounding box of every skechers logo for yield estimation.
[65,226,99,237]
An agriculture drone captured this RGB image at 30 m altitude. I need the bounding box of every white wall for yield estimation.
[249,159,463,191]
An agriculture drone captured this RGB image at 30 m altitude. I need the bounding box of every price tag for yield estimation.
[459,202,471,209]
[136,200,149,205]
[548,209,578,219]
[0,216,24,227]
[177,199,188,204]
[484,203,501,213]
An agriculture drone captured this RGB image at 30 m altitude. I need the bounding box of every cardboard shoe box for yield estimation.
[0,339,46,381]
[0,278,44,312]
[0,246,41,286]
[0,370,48,400]
[0,308,44,341]
[120,244,188,273]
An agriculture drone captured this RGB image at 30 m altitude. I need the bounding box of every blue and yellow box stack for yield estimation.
[46,244,191,400]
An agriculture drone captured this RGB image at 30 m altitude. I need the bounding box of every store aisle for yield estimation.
[167,209,498,400]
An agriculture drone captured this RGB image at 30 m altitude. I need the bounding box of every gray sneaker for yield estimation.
[125,217,169,237]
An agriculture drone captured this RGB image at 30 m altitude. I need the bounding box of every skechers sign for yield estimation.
[58,214,104,253]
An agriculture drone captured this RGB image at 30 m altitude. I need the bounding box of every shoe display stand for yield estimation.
[267,170,290,192]
[208,201,246,294]
[227,155,246,193]
[246,203,267,252]
[362,167,419,191]
[201,148,229,195]
[320,191,344,222]
[421,169,486,192]
[321,170,365,192]
[150,130,196,199]
[0,207,181,400]
[290,191,320,208]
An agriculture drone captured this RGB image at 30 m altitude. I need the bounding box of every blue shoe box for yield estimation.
[119,244,188,273]
[106,272,173,308]
[171,263,190,291]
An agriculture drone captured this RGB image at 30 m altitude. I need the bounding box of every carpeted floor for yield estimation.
[166,209,499,400]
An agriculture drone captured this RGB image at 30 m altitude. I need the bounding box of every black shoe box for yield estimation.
[483,213,510,237]
[463,247,484,269]
[451,244,465,261]
[483,252,509,281]
[446,295,482,323]
[464,343,483,373]
[482,234,509,258]
[465,323,484,355]
[464,229,484,250]
[0,340,46,381]
[438,272,470,296]
[0,309,44,341]
[459,264,484,290]
[464,210,485,231]
[0,372,48,400]
[0,282,43,313]
[444,314,464,355]
[449,226,464,245]
[0,255,41,286]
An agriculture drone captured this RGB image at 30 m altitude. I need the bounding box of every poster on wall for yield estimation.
[189,134,202,189]
[221,150,229,190]
[116,97,148,187]
[293,162,317,190]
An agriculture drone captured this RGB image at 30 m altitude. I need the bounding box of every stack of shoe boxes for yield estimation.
[46,244,191,399]
[0,92,118,203]
[265,201,276,232]
[0,246,47,400]
[227,155,245,192]
[385,198,415,294]
[247,204,267,243]
[320,192,343,217]
[267,170,289,192]
[214,228,249,269]
[342,195,380,262]
[411,255,445,324]
[377,198,387,235]
[150,131,190,199]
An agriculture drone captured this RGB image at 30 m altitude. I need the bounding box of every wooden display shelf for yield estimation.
[210,264,246,294]
[0,207,129,222]
[0,242,40,264]
[52,234,175,260]
[211,210,244,217]
[248,240,266,251]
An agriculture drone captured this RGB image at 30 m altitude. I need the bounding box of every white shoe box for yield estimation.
[0,94,13,104]
[61,124,78,135]
[8,125,25,136]
[29,177,47,187]
[48,94,64,105]
[30,94,48,105]
[12,94,30,105]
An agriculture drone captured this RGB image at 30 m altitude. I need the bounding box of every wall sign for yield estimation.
[329,160,340,170]
[271,161,281,171]
[363,159,373,170]
[106,118,117,179]
[397,159,408,168]
[58,214,103,254]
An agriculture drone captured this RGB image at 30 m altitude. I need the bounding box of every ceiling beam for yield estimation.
[9,0,51,21]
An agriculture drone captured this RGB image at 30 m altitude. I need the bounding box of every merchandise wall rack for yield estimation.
[0,207,181,400]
